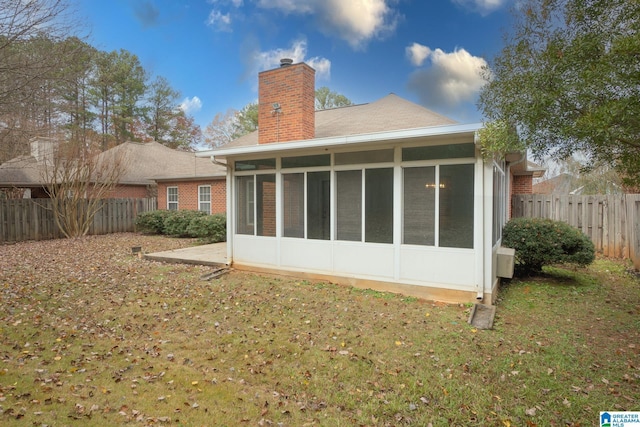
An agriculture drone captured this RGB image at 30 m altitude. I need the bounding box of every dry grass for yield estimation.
[0,233,638,426]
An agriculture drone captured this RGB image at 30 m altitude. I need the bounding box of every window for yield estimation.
[283,173,304,237]
[335,149,394,165]
[366,168,394,243]
[402,143,475,161]
[282,171,331,240]
[336,170,362,241]
[236,174,276,236]
[235,158,276,171]
[167,187,178,210]
[439,164,474,248]
[336,168,393,243]
[236,177,253,234]
[198,185,211,214]
[403,164,474,248]
[282,154,330,168]
[307,171,331,240]
[403,167,436,245]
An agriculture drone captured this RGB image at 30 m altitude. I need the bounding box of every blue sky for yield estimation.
[76,0,514,131]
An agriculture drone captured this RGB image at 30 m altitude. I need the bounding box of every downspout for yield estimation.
[210,156,228,168]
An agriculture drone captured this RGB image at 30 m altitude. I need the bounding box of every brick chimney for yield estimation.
[258,59,315,144]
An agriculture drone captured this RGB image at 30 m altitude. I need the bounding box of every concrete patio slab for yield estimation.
[144,242,228,267]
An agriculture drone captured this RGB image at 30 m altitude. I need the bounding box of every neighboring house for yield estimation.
[0,154,50,198]
[94,141,227,213]
[0,138,226,214]
[532,173,579,195]
[196,59,537,304]
[509,159,546,195]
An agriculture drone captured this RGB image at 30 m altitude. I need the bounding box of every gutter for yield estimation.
[195,122,483,159]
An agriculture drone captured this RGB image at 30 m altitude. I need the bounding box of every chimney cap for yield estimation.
[280,58,293,67]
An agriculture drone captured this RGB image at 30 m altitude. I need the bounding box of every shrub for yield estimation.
[162,210,207,237]
[135,210,173,234]
[502,217,595,276]
[186,214,226,243]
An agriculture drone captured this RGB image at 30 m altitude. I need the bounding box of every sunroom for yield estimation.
[198,123,508,304]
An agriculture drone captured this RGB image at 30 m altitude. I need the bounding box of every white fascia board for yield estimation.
[196,122,484,159]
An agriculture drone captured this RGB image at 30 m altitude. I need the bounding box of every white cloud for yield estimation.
[180,96,202,114]
[406,42,432,67]
[206,9,232,31]
[451,0,507,15]
[257,0,398,49]
[407,46,488,110]
[250,39,331,80]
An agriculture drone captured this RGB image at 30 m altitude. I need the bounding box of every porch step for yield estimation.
[467,303,496,330]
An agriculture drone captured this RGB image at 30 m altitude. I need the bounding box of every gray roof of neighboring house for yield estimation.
[96,141,226,185]
[0,155,46,186]
[0,141,226,188]
[223,93,458,149]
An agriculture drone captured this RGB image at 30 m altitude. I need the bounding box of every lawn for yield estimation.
[0,233,638,426]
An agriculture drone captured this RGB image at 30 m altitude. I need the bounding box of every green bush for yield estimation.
[502,217,595,276]
[162,210,207,237]
[186,214,226,243]
[135,210,173,234]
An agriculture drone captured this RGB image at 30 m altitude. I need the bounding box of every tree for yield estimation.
[0,0,79,163]
[167,110,201,151]
[41,137,128,238]
[478,0,640,187]
[551,155,626,195]
[145,76,180,144]
[57,37,98,146]
[90,49,147,148]
[315,87,352,110]
[204,108,237,147]
[234,102,258,137]
[203,102,258,147]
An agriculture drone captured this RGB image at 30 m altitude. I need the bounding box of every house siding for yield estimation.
[157,179,225,213]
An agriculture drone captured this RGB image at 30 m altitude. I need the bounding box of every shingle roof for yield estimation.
[223,93,457,149]
[0,141,226,187]
[96,141,226,184]
[0,155,46,186]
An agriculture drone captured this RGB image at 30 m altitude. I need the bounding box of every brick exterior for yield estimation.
[511,174,533,195]
[157,179,226,214]
[509,173,533,218]
[258,62,315,144]
[105,184,153,199]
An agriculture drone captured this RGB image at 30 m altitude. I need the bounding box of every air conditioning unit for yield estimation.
[496,247,516,279]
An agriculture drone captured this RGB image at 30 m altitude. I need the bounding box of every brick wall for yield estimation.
[510,173,533,218]
[157,179,226,213]
[258,61,315,144]
[105,184,152,199]
[512,175,533,194]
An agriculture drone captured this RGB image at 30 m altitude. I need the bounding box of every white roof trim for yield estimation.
[196,122,483,159]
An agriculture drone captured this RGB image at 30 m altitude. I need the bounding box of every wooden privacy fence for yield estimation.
[0,198,157,243]
[512,194,640,269]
